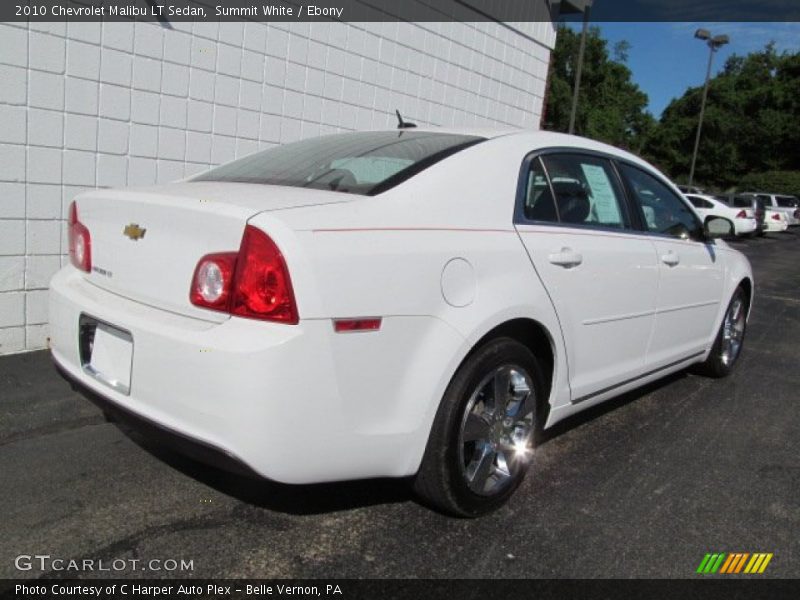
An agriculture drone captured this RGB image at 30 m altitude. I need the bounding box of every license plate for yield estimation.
[80,317,133,395]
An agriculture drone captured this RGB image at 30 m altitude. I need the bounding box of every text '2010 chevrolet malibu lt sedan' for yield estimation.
[50,129,753,516]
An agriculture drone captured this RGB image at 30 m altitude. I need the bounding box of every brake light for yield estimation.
[68,201,91,272]
[771,213,782,221]
[735,210,747,219]
[189,226,298,324]
[231,226,298,323]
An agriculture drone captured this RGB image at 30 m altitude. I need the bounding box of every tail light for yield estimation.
[231,225,298,323]
[189,226,298,324]
[771,213,781,221]
[68,201,91,272]
[190,253,237,310]
[735,210,747,219]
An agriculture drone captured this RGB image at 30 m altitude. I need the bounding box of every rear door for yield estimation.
[617,163,725,366]
[514,152,660,402]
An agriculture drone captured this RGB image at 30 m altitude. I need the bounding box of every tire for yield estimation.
[413,337,544,517]
[695,287,748,378]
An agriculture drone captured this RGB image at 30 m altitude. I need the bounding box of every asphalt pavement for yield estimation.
[1,230,798,579]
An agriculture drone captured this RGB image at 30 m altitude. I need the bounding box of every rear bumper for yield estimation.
[53,358,260,478]
[763,220,789,232]
[734,218,757,235]
[49,267,463,483]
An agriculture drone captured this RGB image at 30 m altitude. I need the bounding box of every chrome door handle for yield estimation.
[548,247,583,268]
[661,251,680,266]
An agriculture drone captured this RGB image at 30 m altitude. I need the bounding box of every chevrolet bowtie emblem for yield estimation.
[123,223,147,241]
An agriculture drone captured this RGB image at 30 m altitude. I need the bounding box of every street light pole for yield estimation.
[687,29,729,188]
[568,5,591,135]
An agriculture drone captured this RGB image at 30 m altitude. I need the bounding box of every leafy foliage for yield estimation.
[738,170,800,196]
[543,26,655,153]
[646,44,800,190]
[545,28,800,192]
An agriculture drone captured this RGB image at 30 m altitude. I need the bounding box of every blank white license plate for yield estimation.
[87,322,133,395]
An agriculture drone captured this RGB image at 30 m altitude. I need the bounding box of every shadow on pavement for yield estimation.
[100,367,691,516]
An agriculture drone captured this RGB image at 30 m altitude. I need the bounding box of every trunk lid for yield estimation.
[74,182,350,321]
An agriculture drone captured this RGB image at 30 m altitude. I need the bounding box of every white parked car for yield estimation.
[50,130,753,516]
[737,192,800,227]
[761,193,800,226]
[685,193,758,237]
[764,208,789,232]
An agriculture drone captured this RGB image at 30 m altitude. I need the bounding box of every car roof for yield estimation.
[686,193,722,202]
[369,128,671,188]
[407,127,653,165]
[402,126,520,139]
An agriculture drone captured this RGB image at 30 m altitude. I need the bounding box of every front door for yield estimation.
[617,163,725,367]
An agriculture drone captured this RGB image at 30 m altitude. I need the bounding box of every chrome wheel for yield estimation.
[720,294,746,367]
[458,365,536,496]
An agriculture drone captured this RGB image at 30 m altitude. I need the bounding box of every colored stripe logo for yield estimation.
[697,552,773,574]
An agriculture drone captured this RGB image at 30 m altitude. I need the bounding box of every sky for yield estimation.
[567,22,800,118]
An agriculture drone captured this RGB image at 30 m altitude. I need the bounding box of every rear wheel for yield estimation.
[413,338,544,517]
[696,287,748,378]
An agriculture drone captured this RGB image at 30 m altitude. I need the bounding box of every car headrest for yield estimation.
[553,182,590,224]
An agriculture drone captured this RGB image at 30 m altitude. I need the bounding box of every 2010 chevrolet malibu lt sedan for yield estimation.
[50,129,753,516]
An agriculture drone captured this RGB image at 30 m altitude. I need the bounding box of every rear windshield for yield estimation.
[192,131,485,196]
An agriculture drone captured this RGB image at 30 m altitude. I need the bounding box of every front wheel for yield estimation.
[695,287,748,378]
[413,338,544,517]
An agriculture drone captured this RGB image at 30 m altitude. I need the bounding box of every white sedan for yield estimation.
[685,193,758,237]
[50,130,753,516]
[764,208,790,233]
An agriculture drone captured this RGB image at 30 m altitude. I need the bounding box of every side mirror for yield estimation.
[704,216,733,239]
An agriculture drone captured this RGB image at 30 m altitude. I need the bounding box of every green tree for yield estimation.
[543,26,655,152]
[738,171,800,196]
[645,44,800,190]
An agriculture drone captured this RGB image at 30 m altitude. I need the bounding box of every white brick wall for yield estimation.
[0,18,556,355]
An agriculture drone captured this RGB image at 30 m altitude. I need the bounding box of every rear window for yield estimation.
[192,131,485,195]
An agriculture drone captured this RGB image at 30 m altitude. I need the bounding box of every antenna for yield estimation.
[396,109,417,129]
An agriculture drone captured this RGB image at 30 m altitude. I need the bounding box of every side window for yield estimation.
[523,158,558,222]
[694,198,714,209]
[687,195,704,208]
[619,163,703,240]
[756,194,772,206]
[540,154,630,229]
